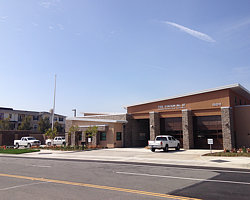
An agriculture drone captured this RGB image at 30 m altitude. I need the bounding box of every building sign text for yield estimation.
[158,104,186,110]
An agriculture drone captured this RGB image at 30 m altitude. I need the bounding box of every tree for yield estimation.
[45,128,58,139]
[38,117,51,133]
[68,125,79,137]
[18,116,32,130]
[85,126,98,138]
[0,118,11,130]
[54,121,63,133]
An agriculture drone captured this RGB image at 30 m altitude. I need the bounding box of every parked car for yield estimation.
[14,137,41,148]
[46,136,66,146]
[148,135,180,152]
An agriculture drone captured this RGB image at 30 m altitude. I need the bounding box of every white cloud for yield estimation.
[39,0,60,9]
[232,67,250,77]
[224,17,250,33]
[163,21,215,43]
[0,16,8,22]
[57,24,64,30]
[32,22,39,27]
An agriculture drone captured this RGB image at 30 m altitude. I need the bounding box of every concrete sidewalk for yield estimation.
[1,148,250,169]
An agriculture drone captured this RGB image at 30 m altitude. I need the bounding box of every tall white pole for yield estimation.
[52,74,56,130]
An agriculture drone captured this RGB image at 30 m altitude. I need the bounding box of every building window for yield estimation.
[33,116,39,121]
[116,132,122,141]
[9,114,12,119]
[34,124,38,130]
[78,133,82,141]
[54,117,57,121]
[59,117,64,122]
[100,132,106,141]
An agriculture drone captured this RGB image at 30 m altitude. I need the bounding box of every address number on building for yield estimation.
[207,139,213,145]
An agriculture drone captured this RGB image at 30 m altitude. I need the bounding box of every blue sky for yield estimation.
[1,0,250,117]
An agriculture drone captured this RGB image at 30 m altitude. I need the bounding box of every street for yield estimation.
[0,157,249,200]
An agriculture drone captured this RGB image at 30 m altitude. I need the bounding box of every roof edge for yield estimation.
[66,117,127,124]
[124,83,242,108]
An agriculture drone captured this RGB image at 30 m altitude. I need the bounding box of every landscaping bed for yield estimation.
[0,148,40,154]
[204,148,250,157]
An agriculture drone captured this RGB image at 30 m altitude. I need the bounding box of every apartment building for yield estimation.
[0,107,66,132]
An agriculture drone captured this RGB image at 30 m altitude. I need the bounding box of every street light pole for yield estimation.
[51,74,56,130]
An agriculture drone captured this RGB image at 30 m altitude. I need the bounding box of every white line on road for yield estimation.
[116,171,250,185]
[0,182,46,191]
[28,165,51,168]
[94,162,250,174]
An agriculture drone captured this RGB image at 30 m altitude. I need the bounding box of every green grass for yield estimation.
[0,148,40,154]
[203,152,250,157]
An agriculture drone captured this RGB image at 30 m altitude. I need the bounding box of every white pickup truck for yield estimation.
[45,136,66,146]
[14,137,41,148]
[148,135,180,152]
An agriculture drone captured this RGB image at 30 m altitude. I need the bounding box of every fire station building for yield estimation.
[66,84,250,150]
[125,83,250,150]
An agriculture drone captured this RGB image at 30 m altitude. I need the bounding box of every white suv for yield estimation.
[46,137,66,146]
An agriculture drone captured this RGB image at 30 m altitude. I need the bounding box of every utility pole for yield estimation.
[51,74,56,130]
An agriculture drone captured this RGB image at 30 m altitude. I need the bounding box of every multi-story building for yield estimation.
[0,107,66,132]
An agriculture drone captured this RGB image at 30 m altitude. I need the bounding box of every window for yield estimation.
[9,114,12,119]
[33,116,39,120]
[156,137,167,141]
[78,134,82,141]
[116,132,122,141]
[34,124,38,130]
[59,117,64,122]
[100,132,106,141]
[54,117,57,121]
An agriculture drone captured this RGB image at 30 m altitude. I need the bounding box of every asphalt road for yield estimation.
[0,157,249,200]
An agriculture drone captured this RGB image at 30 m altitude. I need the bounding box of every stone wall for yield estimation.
[221,107,235,150]
[149,112,160,140]
[123,114,133,147]
[182,109,194,149]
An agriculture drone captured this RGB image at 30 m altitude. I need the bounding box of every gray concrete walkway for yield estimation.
[1,148,250,169]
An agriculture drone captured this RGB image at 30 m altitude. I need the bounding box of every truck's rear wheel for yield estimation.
[15,143,19,149]
[27,143,31,148]
[175,144,180,151]
[163,145,168,152]
[47,142,51,146]
[151,148,155,152]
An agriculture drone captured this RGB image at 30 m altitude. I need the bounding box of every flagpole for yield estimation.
[52,74,56,130]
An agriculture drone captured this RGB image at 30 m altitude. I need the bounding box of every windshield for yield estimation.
[27,137,36,140]
[156,137,167,141]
